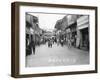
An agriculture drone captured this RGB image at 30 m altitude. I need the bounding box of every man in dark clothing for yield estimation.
[30,35,36,55]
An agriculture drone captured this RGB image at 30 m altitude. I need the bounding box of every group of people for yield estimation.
[26,34,77,56]
[48,39,53,47]
[46,35,76,48]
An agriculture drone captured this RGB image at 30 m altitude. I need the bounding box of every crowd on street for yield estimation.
[26,32,78,56]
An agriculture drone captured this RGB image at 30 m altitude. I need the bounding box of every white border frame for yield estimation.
[19,5,95,74]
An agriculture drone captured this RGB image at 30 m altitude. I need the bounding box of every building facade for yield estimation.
[65,15,77,46]
[76,15,89,50]
[26,13,42,55]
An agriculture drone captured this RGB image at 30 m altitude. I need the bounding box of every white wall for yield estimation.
[0,0,100,80]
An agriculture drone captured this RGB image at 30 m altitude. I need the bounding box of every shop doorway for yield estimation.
[80,27,89,50]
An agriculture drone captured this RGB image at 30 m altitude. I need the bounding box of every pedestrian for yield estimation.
[30,35,36,55]
[68,39,72,48]
[48,39,50,47]
[30,40,35,55]
[66,37,68,45]
[57,39,59,46]
[71,37,74,46]
[60,39,64,46]
[50,39,52,47]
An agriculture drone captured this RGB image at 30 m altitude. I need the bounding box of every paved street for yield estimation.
[26,43,89,67]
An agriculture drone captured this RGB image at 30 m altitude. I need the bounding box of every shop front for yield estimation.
[76,15,89,50]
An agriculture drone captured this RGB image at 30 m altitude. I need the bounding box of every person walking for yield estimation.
[48,38,52,48]
[68,39,72,48]
[50,39,52,47]
[57,39,59,46]
[30,35,36,55]
[48,39,50,47]
[60,39,64,46]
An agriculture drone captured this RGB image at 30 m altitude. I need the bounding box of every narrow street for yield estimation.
[26,43,89,67]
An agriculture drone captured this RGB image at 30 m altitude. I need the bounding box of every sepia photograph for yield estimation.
[25,12,90,67]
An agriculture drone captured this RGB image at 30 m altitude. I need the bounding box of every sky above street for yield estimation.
[28,13,66,31]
